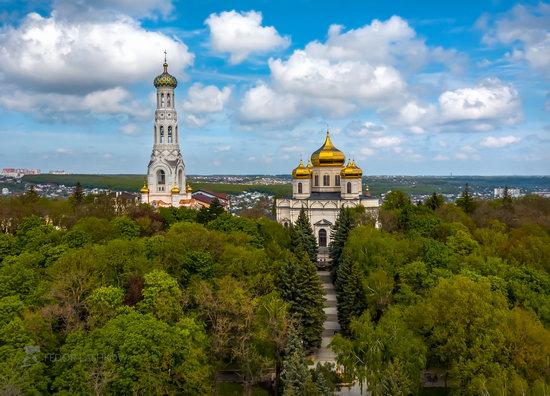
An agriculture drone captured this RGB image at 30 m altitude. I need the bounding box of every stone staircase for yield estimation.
[313,270,339,364]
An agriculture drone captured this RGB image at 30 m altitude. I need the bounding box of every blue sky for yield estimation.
[0,0,549,175]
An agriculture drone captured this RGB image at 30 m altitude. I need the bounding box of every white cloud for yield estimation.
[0,12,193,95]
[480,135,521,148]
[213,145,231,152]
[439,78,521,125]
[239,84,298,124]
[205,10,290,64]
[434,154,449,161]
[359,147,375,156]
[182,83,232,114]
[482,3,550,77]
[346,121,386,137]
[184,114,208,128]
[0,87,146,118]
[370,136,402,148]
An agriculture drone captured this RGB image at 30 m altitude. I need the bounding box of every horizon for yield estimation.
[1,0,549,175]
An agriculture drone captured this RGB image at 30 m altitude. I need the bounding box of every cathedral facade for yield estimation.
[140,56,194,207]
[276,131,380,263]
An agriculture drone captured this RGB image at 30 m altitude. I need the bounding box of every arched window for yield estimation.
[335,175,340,186]
[178,169,183,189]
[168,126,173,143]
[160,126,164,143]
[157,170,165,191]
[298,182,303,194]
[175,126,178,143]
[323,174,330,186]
[319,229,327,247]
[167,93,171,107]
[314,175,319,186]
[161,93,165,107]
[347,182,352,194]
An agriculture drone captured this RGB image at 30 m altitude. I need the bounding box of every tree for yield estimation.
[293,208,318,263]
[53,312,212,395]
[22,185,39,204]
[280,324,311,395]
[382,190,410,210]
[70,181,85,208]
[336,259,366,334]
[329,208,353,282]
[425,192,444,210]
[138,270,183,323]
[196,198,225,224]
[456,183,477,214]
[278,251,325,350]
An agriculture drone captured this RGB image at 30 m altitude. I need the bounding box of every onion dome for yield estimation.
[186,184,192,193]
[292,159,312,179]
[340,159,363,179]
[140,181,149,194]
[311,130,345,167]
[171,184,180,194]
[154,55,177,88]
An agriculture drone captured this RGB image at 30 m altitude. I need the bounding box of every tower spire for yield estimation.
[163,50,168,72]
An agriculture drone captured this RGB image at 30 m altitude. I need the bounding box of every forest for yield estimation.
[0,185,549,395]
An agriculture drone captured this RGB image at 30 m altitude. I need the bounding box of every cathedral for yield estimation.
[140,55,195,208]
[276,131,380,262]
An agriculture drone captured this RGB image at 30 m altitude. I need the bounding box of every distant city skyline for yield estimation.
[0,0,549,175]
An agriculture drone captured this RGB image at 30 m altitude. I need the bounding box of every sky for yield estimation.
[0,0,549,175]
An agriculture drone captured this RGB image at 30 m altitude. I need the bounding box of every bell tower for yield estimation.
[141,52,191,207]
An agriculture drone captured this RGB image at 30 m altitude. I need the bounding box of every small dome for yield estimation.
[186,184,192,193]
[171,184,180,194]
[154,62,178,88]
[341,160,363,179]
[292,159,312,179]
[140,181,149,194]
[311,130,345,167]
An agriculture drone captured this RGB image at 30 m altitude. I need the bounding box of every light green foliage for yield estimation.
[111,216,140,239]
[86,286,125,326]
[138,270,183,323]
[208,213,264,247]
[447,229,479,256]
[72,216,116,243]
[382,190,410,210]
[53,312,212,395]
[0,233,17,262]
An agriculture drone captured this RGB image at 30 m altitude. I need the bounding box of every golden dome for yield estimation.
[311,130,345,167]
[140,181,149,194]
[292,159,312,179]
[171,184,180,194]
[341,159,363,179]
[186,184,192,193]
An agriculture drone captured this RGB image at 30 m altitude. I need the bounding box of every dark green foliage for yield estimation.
[278,251,325,350]
[293,208,318,263]
[70,181,85,207]
[158,205,197,225]
[207,213,264,247]
[280,325,310,395]
[424,192,445,210]
[456,183,477,214]
[196,198,226,224]
[329,208,353,282]
[336,259,366,334]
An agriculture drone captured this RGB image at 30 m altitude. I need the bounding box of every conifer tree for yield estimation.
[70,181,85,207]
[456,183,476,214]
[278,250,325,350]
[329,208,353,282]
[293,208,318,263]
[424,192,444,210]
[336,258,367,334]
[280,325,310,395]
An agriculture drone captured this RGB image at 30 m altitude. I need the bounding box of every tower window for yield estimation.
[347,182,352,194]
[157,170,165,191]
[167,94,171,107]
[178,169,183,189]
[298,182,303,194]
[335,175,340,186]
[160,126,164,143]
[161,93,165,107]
[168,126,173,143]
[323,174,330,186]
[318,229,327,247]
[314,175,319,186]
